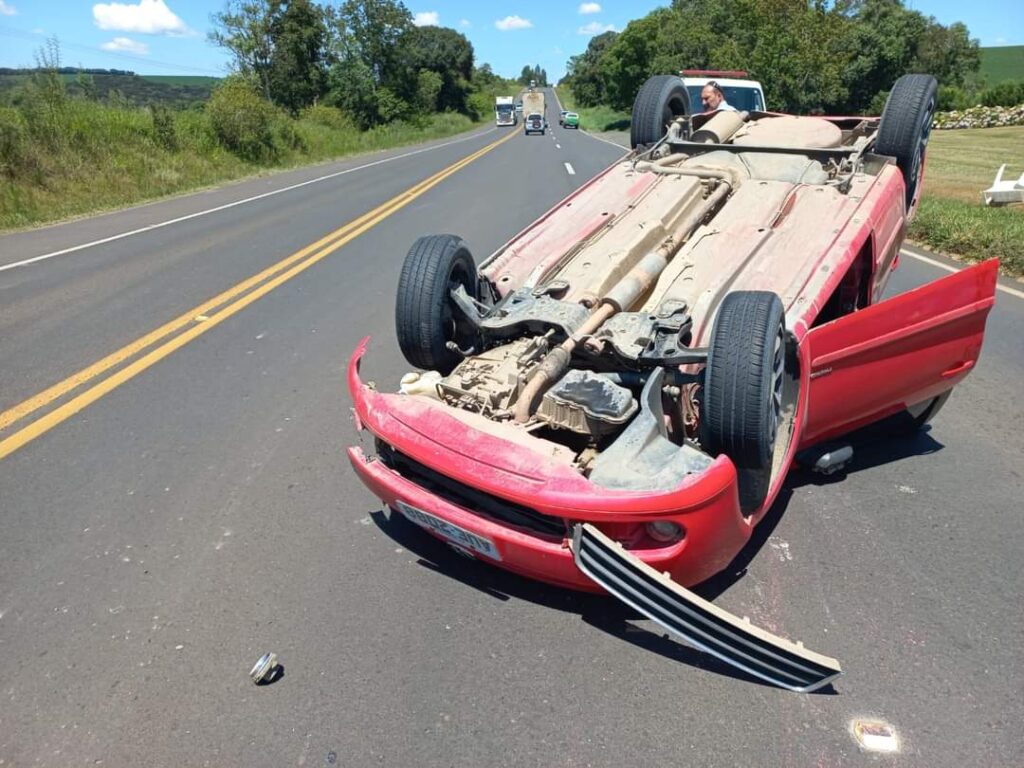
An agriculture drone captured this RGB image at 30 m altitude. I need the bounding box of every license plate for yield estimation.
[394,500,501,561]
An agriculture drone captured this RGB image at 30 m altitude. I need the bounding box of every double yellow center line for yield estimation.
[0,129,517,461]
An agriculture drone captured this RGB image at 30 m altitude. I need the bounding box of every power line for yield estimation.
[0,25,226,76]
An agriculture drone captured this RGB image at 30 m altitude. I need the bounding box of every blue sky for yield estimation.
[0,0,1020,79]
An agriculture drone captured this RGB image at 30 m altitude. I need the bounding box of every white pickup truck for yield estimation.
[680,69,766,112]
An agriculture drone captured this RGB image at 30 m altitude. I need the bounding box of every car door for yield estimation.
[800,259,998,448]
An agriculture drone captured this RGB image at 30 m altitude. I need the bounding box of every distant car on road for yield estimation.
[563,112,579,129]
[558,110,568,126]
[524,112,545,135]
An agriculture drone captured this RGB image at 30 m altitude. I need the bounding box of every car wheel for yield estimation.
[630,75,691,149]
[395,234,478,375]
[702,291,786,512]
[875,73,938,210]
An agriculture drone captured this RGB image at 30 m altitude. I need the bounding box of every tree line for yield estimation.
[210,0,519,128]
[563,0,985,114]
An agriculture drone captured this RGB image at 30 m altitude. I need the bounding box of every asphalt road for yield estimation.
[1,91,1022,766]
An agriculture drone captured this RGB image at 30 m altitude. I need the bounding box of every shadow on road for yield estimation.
[365,417,939,690]
[370,506,835,692]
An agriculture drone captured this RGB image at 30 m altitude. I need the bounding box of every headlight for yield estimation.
[646,521,684,543]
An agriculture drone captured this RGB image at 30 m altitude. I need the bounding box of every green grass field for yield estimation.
[979,45,1024,86]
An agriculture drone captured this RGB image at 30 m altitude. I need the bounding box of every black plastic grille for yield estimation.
[375,439,567,539]
[573,524,841,692]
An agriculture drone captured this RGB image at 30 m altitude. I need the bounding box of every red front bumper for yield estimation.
[347,339,753,591]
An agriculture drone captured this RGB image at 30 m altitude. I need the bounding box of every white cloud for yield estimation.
[412,11,439,27]
[0,1,17,16]
[495,15,532,31]
[994,36,1008,45]
[578,2,601,14]
[101,36,149,54]
[459,18,470,28]
[92,0,189,35]
[578,21,616,35]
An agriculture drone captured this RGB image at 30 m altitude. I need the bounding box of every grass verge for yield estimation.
[911,126,1023,275]
[554,87,631,132]
[0,100,481,231]
[909,197,1023,275]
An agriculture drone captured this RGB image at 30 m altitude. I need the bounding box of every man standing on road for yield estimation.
[700,81,737,112]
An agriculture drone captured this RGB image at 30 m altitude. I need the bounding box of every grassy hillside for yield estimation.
[0,71,217,107]
[979,46,1024,86]
[141,76,221,87]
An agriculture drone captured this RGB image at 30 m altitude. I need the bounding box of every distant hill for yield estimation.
[979,46,1024,85]
[0,69,219,107]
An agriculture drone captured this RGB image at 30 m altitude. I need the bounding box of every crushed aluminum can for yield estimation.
[249,652,279,684]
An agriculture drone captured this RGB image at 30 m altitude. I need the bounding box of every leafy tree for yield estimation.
[414,69,443,112]
[209,1,275,100]
[267,0,330,113]
[577,0,979,115]
[565,30,618,107]
[324,0,413,126]
[518,65,548,87]
[396,25,474,112]
[333,0,412,85]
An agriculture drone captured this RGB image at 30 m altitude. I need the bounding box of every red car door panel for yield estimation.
[800,259,998,447]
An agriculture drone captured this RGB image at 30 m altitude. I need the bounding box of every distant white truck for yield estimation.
[495,96,516,127]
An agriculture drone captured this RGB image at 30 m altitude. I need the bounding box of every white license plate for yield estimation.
[394,500,501,561]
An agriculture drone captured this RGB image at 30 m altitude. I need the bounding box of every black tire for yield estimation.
[630,75,691,149]
[395,234,477,374]
[702,291,786,512]
[876,74,938,209]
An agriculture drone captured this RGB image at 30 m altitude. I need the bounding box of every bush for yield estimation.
[0,106,28,175]
[374,88,408,124]
[867,90,889,116]
[272,114,306,152]
[299,104,353,130]
[206,77,279,162]
[149,104,178,151]
[979,81,1024,108]
[938,86,970,111]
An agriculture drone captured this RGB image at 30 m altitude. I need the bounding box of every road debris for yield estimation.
[851,719,900,753]
[250,651,280,685]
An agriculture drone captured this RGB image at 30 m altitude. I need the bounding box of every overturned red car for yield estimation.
[346,74,997,691]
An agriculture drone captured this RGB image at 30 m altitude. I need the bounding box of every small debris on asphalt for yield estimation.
[851,719,899,753]
[250,651,279,684]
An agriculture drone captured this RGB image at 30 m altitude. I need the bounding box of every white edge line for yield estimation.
[900,249,1024,300]
[579,128,631,153]
[0,127,498,274]
[564,162,576,176]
